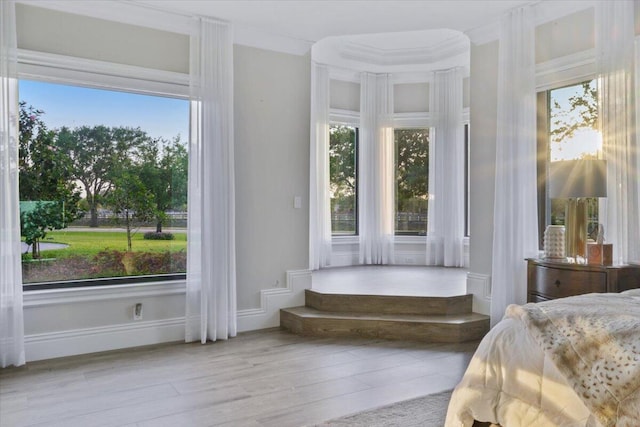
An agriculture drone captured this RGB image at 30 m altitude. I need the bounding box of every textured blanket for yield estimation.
[508,291,640,427]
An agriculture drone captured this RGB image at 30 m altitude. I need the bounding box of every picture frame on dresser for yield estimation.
[526,259,640,303]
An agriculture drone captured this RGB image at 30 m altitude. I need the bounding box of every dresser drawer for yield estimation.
[533,266,607,299]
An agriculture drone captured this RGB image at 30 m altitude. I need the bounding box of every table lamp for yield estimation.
[548,159,607,260]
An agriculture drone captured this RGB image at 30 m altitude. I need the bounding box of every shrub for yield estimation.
[143,232,175,240]
[21,249,187,284]
[92,250,127,276]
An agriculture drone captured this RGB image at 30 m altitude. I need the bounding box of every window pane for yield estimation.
[395,128,429,236]
[548,80,601,238]
[19,80,189,286]
[464,124,470,237]
[329,125,357,235]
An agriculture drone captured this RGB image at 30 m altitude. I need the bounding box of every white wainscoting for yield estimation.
[237,269,312,332]
[23,270,312,362]
[466,272,491,315]
[25,317,185,362]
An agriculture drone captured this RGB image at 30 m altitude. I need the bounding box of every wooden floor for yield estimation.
[312,266,468,296]
[0,329,478,427]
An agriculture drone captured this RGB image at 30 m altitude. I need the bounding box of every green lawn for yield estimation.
[37,230,187,259]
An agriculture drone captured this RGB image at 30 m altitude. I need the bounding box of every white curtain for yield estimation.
[0,0,25,368]
[309,62,332,270]
[596,0,639,264]
[490,6,540,326]
[359,73,395,265]
[426,68,465,267]
[186,17,237,343]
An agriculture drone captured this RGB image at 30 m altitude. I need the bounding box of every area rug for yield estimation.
[314,389,453,427]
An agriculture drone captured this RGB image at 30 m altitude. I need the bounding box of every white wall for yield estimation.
[16,3,189,74]
[234,45,311,310]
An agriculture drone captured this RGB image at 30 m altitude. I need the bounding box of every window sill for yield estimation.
[394,235,426,244]
[23,279,186,307]
[332,235,359,245]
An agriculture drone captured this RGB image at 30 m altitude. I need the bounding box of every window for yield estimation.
[464,123,470,237]
[19,80,189,288]
[394,128,429,236]
[544,79,601,238]
[329,125,358,235]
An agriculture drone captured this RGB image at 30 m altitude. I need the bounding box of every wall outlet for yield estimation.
[133,303,143,320]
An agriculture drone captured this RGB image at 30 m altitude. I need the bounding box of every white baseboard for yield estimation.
[467,272,491,315]
[23,270,312,362]
[237,269,312,332]
[25,317,185,362]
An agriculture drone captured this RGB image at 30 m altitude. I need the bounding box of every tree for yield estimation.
[18,102,81,257]
[20,202,66,258]
[395,129,429,213]
[106,172,156,252]
[137,137,188,232]
[550,80,598,151]
[329,126,357,216]
[57,125,154,227]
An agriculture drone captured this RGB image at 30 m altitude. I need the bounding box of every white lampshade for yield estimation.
[548,159,607,199]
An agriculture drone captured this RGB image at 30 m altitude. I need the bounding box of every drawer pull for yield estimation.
[554,279,561,287]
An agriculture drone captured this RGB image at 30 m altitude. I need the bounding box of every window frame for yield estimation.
[329,109,360,238]
[17,49,190,290]
[464,122,470,237]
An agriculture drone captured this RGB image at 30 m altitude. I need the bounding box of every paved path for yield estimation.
[21,242,69,253]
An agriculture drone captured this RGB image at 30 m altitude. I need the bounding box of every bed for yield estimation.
[445,289,640,427]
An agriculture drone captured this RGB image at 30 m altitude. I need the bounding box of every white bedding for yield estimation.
[445,289,640,427]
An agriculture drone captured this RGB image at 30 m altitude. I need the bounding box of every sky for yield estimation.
[549,80,601,162]
[19,80,190,143]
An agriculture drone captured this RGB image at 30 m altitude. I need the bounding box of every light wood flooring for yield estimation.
[0,328,478,427]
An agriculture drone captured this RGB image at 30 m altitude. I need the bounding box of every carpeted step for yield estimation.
[280,306,490,343]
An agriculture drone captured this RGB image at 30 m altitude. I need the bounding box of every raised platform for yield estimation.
[311,265,467,297]
[281,266,490,343]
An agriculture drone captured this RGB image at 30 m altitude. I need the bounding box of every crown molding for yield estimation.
[339,34,469,68]
[233,24,314,56]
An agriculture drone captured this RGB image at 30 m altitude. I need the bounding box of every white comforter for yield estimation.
[445,289,640,427]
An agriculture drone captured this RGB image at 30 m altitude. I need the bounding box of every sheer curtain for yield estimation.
[0,0,25,368]
[426,67,465,267]
[490,6,539,326]
[309,62,332,270]
[596,0,639,264]
[359,72,394,265]
[185,17,237,343]
[0,1,25,368]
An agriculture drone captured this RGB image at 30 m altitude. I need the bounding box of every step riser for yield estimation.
[280,310,489,344]
[305,290,472,315]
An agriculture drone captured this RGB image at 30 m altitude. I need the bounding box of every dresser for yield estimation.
[526,259,640,303]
